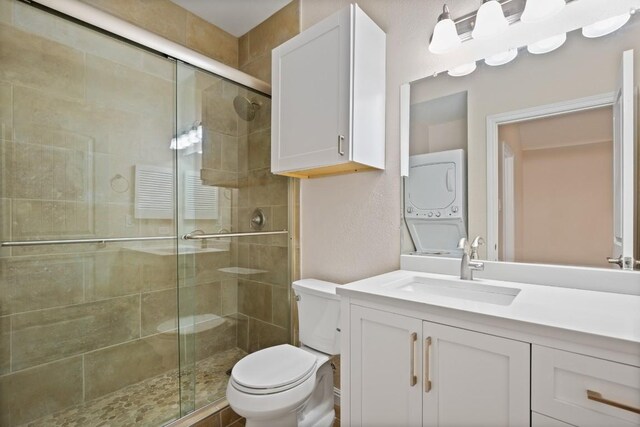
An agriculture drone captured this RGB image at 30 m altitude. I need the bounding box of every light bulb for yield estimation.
[429,5,461,54]
[485,48,518,66]
[472,0,509,40]
[448,61,477,77]
[521,0,565,24]
[527,33,566,54]
[582,13,631,38]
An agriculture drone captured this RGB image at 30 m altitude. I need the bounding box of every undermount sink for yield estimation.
[383,276,520,306]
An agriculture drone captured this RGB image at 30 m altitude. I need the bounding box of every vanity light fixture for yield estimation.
[485,48,518,66]
[527,32,566,54]
[472,0,509,40]
[429,4,461,54]
[448,61,477,77]
[520,0,565,24]
[582,13,631,38]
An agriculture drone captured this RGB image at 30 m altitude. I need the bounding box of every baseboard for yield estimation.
[334,387,341,406]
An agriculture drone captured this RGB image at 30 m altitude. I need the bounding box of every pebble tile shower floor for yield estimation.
[20,348,246,427]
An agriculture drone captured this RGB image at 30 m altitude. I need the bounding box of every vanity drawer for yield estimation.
[532,345,640,426]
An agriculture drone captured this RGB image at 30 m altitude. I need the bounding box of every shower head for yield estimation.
[233,95,261,121]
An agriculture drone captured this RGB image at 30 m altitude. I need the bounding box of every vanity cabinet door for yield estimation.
[422,322,530,427]
[349,305,423,427]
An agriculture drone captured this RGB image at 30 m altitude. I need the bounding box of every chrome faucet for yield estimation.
[458,237,485,280]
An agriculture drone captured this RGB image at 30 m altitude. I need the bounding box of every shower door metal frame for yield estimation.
[21,0,271,96]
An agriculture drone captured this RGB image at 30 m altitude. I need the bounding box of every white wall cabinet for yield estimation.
[348,305,530,427]
[271,4,385,178]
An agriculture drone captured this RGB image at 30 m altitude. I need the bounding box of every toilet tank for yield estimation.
[292,279,341,355]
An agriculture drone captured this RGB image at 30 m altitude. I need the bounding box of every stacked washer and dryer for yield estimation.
[404,149,468,257]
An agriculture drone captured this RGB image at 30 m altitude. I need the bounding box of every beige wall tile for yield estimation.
[11,199,93,240]
[272,287,290,329]
[0,82,11,141]
[0,315,9,375]
[81,0,187,45]
[194,251,231,284]
[85,54,173,118]
[240,54,271,84]
[238,279,272,322]
[0,356,83,426]
[250,244,289,287]
[238,34,249,69]
[221,135,239,172]
[0,23,85,101]
[13,1,148,73]
[194,315,237,360]
[84,334,179,400]
[0,255,84,316]
[2,139,91,202]
[221,279,238,316]
[85,251,143,301]
[12,86,137,155]
[0,0,12,25]
[141,288,177,337]
[221,407,242,426]
[246,0,299,61]
[203,82,239,137]
[248,317,288,353]
[247,129,271,171]
[248,168,288,208]
[142,252,178,291]
[12,295,140,370]
[247,97,271,135]
[186,13,238,68]
[235,313,249,352]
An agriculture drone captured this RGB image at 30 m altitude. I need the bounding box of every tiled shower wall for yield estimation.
[0,1,239,425]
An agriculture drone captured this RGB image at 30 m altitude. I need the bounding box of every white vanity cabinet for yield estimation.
[532,345,640,427]
[348,305,530,426]
[271,4,385,179]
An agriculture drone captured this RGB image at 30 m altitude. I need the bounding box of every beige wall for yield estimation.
[298,0,638,284]
[519,141,613,268]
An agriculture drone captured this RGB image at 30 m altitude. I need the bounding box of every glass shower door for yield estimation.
[175,61,292,414]
[0,1,187,425]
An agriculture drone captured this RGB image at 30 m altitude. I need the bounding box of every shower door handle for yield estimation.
[338,135,345,156]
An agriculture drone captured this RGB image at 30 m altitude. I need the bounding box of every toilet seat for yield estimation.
[230,345,318,395]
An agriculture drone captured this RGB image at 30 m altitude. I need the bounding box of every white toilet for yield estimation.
[226,279,340,427]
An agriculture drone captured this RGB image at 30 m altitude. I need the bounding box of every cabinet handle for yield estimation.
[586,390,640,414]
[338,135,345,156]
[409,332,417,387]
[424,336,432,393]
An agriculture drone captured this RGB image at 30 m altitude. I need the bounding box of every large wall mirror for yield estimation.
[401,2,639,271]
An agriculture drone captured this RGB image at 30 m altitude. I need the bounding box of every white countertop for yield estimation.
[337,270,640,345]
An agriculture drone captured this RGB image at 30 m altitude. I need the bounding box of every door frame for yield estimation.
[486,92,616,261]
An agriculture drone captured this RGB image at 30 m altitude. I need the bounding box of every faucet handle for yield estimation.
[471,236,485,249]
[470,236,484,260]
[457,237,469,252]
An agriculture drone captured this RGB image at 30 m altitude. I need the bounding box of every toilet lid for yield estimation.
[231,344,317,390]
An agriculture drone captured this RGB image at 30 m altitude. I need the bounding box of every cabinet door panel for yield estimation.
[350,305,423,427]
[272,7,351,173]
[423,322,530,427]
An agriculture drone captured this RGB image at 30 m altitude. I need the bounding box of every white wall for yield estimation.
[298,0,638,284]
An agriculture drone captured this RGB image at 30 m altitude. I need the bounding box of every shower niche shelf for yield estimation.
[271,4,386,179]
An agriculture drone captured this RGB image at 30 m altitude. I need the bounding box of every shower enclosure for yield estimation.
[0,1,292,425]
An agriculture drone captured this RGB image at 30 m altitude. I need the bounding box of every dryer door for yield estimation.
[407,162,457,211]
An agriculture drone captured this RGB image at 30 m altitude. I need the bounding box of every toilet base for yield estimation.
[241,361,335,427]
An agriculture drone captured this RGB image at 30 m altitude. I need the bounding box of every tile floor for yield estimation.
[20,348,246,427]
